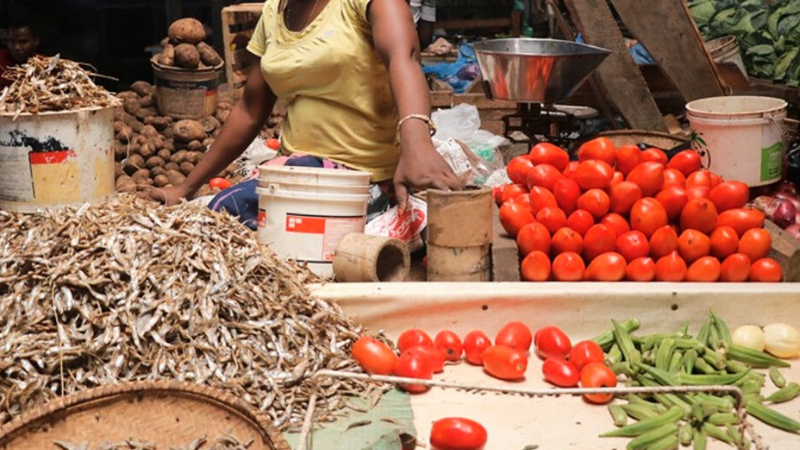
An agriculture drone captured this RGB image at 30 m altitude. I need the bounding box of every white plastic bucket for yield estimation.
[256,186,370,278]
[0,106,116,213]
[686,96,787,187]
[258,165,372,187]
[257,179,371,195]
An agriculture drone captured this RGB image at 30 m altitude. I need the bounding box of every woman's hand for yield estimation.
[145,185,190,206]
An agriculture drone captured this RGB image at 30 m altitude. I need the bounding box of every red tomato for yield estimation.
[630,197,668,238]
[686,169,714,189]
[395,350,433,393]
[529,186,558,213]
[616,230,650,262]
[655,186,689,221]
[583,224,618,262]
[626,162,665,197]
[610,171,624,186]
[266,138,281,150]
[499,202,534,237]
[600,213,631,237]
[529,142,570,170]
[615,144,643,176]
[551,251,586,281]
[710,226,739,259]
[577,188,611,219]
[501,183,528,203]
[521,250,551,281]
[655,251,687,282]
[649,225,679,260]
[535,326,572,360]
[677,229,711,264]
[685,256,721,282]
[578,137,616,165]
[661,168,687,189]
[553,178,581,215]
[586,252,627,281]
[406,345,446,373]
[567,209,595,236]
[686,185,711,200]
[508,193,531,208]
[536,206,568,234]
[569,341,605,371]
[506,156,535,185]
[527,163,564,191]
[495,321,533,352]
[709,181,749,212]
[667,150,702,177]
[551,227,584,255]
[717,208,765,236]
[680,198,718,235]
[626,256,656,281]
[574,160,615,190]
[430,417,488,450]
[209,177,232,190]
[580,362,618,404]
[492,185,506,206]
[609,181,642,216]
[749,258,783,282]
[463,331,491,365]
[563,161,580,180]
[738,228,772,261]
[720,253,751,282]
[642,148,668,165]
[434,330,463,362]
[542,357,580,387]
[352,336,398,375]
[517,222,551,256]
[482,345,528,380]
[397,329,434,353]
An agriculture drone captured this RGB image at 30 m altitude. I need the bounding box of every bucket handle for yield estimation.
[766,113,793,141]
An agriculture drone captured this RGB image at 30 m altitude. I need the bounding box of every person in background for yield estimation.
[409,0,436,50]
[0,13,42,88]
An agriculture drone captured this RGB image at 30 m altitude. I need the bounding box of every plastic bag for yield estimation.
[422,44,479,93]
[365,196,427,253]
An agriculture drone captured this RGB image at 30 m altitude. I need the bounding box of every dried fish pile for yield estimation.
[55,434,252,450]
[0,55,120,118]
[0,196,382,431]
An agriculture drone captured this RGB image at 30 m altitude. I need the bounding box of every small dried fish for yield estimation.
[54,434,249,450]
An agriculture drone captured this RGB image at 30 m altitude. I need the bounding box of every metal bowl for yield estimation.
[472,38,611,103]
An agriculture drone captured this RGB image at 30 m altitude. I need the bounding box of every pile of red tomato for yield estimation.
[495,138,783,282]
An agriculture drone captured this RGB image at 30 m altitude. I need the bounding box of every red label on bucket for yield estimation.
[285,214,365,261]
[29,150,77,165]
[258,210,266,228]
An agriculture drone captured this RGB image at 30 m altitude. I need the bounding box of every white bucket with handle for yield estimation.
[686,96,787,187]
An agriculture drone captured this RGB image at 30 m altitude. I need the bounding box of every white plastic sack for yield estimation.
[364,196,427,253]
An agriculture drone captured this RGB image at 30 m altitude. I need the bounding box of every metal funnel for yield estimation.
[472,38,610,104]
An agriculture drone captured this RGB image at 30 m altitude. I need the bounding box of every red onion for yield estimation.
[774,180,799,197]
[785,223,800,240]
[752,195,796,229]
[775,191,800,212]
[751,195,775,213]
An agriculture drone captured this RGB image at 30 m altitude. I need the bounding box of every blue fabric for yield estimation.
[423,44,479,93]
[576,34,654,65]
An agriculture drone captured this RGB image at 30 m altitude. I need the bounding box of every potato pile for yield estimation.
[112,81,284,199]
[154,18,223,70]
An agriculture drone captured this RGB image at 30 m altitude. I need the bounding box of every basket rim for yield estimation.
[0,380,291,450]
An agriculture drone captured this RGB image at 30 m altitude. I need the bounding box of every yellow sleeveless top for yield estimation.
[247,0,399,182]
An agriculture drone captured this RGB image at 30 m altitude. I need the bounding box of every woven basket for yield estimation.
[0,381,291,450]
[597,129,690,150]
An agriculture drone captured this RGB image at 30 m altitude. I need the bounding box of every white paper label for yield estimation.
[0,145,34,201]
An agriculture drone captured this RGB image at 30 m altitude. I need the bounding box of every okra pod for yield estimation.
[600,406,683,437]
[725,359,751,374]
[674,370,749,386]
[637,377,693,411]
[692,428,707,450]
[725,344,791,368]
[696,319,711,346]
[606,343,623,365]
[613,319,639,364]
[707,326,720,350]
[701,422,733,444]
[673,338,702,350]
[764,382,800,404]
[682,349,698,374]
[594,318,641,350]
[621,403,660,421]
[694,393,734,412]
[636,363,679,386]
[668,351,683,374]
[739,379,762,396]
[745,400,800,432]
[769,366,787,388]
[679,321,690,337]
[707,412,738,426]
[656,338,676,372]
[647,434,679,450]
[612,361,634,377]
[693,358,719,375]
[626,423,679,450]
[701,349,727,370]
[628,394,668,413]
[609,404,628,427]
[725,423,744,448]
[710,310,732,346]
[678,422,694,446]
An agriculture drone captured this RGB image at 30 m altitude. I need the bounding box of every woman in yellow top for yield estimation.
[152,0,462,215]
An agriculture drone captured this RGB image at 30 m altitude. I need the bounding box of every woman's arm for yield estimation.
[369,0,463,213]
[150,53,277,204]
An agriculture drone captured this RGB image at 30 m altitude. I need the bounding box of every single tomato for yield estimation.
[677,229,711,264]
[495,321,533,352]
[563,161,580,180]
[567,209,595,236]
[551,227,584,255]
[569,340,605,371]
[686,169,714,189]
[626,162,665,197]
[463,331,491,365]
[535,326,572,360]
[655,251,687,282]
[395,350,433,393]
[749,258,782,282]
[209,177,232,190]
[720,253,751,282]
[667,150,702,177]
[655,186,689,221]
[577,188,611,219]
[536,206,568,234]
[578,137,616,165]
[492,185,507,206]
[553,178,581,215]
[508,193,531,208]
[529,186,559,213]
[583,223,618,262]
[520,250,551,281]
[710,225,739,259]
[685,256,721,282]
[680,198,718,235]
[686,185,711,200]
[649,225,679,260]
[610,171,624,186]
[580,362,618,404]
[661,168,687,189]
[352,336,398,375]
[609,181,642,216]
[501,183,528,203]
[709,181,749,212]
[626,256,656,281]
[397,329,434,352]
[615,144,643,176]
[527,163,564,191]
[406,345,446,373]
[517,222,551,256]
[430,417,488,450]
[616,230,650,262]
[499,202,534,237]
[630,197,668,238]
[506,156,535,185]
[642,148,668,165]
[738,228,772,262]
[717,208,765,236]
[600,213,631,237]
[482,345,528,380]
[551,251,586,281]
[529,142,570,170]
[585,252,627,281]
[574,160,615,190]
[542,357,580,387]
[434,330,464,362]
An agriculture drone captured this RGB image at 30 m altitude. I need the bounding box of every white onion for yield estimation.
[731,325,766,351]
[763,323,800,359]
